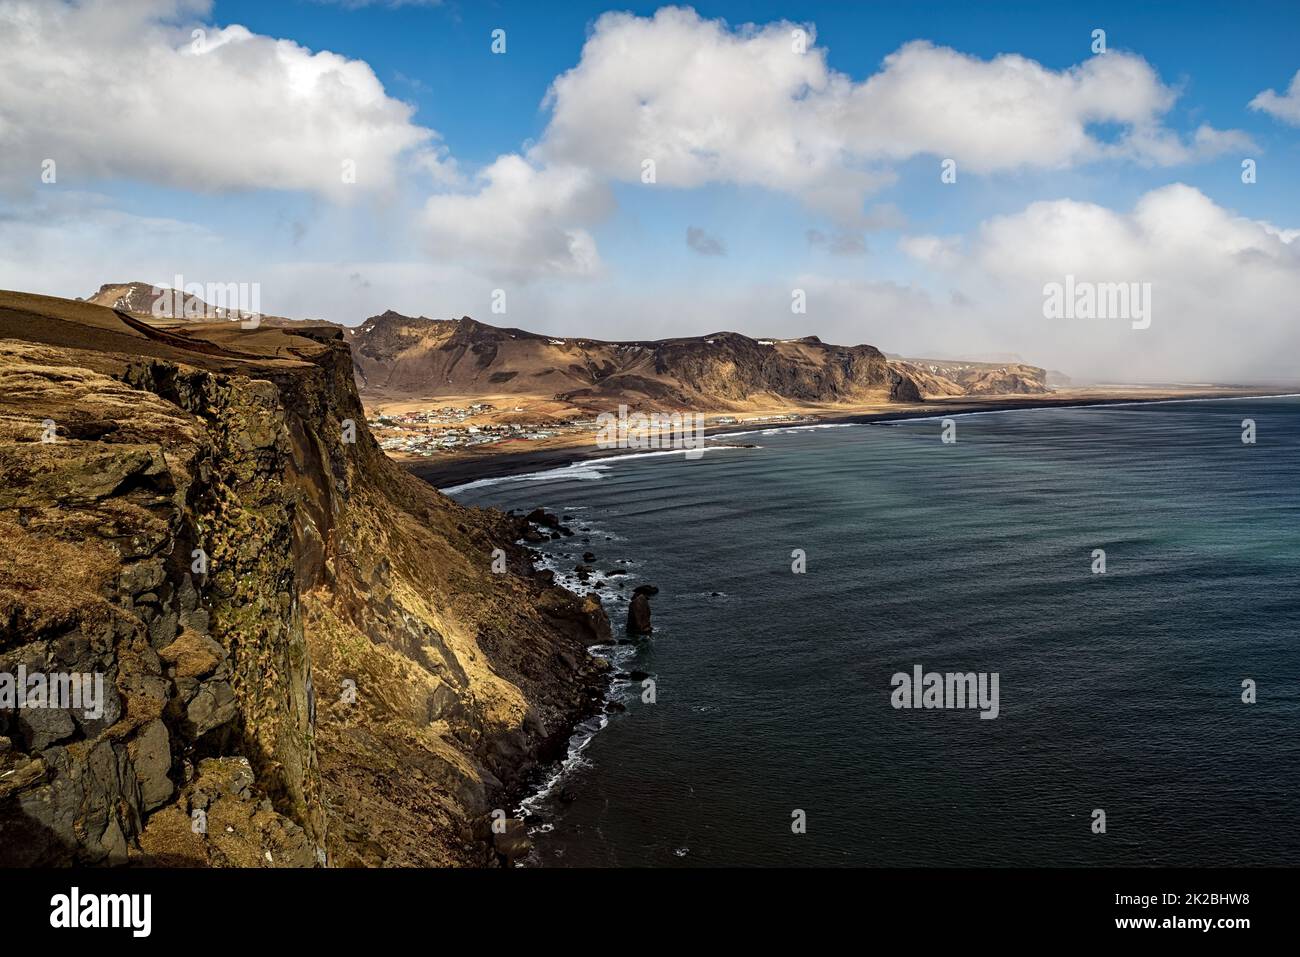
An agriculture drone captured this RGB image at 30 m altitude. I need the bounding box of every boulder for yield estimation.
[626,592,653,635]
[492,818,531,865]
[525,508,560,528]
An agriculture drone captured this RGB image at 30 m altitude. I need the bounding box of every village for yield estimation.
[367,403,816,457]
[367,403,597,456]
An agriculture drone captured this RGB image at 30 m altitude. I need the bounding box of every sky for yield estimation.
[1,0,1298,382]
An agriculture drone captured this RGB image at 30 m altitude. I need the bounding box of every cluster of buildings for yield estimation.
[712,413,811,426]
[368,404,814,457]
[376,428,508,455]
[372,403,495,427]
[368,404,597,457]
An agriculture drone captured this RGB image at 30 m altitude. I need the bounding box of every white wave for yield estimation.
[444,462,613,495]
[442,443,753,494]
[719,422,858,439]
[515,714,607,818]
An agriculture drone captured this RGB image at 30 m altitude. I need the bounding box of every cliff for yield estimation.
[0,290,610,867]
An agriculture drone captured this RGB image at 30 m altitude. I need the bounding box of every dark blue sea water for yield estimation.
[449,398,1300,866]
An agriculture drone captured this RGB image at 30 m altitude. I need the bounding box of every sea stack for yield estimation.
[626,584,659,635]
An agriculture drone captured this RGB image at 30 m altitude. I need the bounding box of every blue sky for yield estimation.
[2,0,1298,380]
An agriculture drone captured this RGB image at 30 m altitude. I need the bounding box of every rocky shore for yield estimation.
[0,290,616,867]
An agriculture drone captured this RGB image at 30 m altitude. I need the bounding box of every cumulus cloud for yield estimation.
[902,184,1300,382]
[420,156,613,280]
[0,0,444,197]
[536,7,892,216]
[1250,70,1300,125]
[686,226,726,256]
[536,7,1248,217]
[839,41,1252,170]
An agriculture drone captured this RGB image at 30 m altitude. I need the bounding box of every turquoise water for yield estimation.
[450,398,1300,866]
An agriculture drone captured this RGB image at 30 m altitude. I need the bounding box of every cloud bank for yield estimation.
[0,0,444,197]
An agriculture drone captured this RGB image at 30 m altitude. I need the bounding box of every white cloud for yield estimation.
[536,8,891,216]
[536,7,1249,218]
[420,156,613,281]
[1250,70,1300,125]
[0,0,444,197]
[903,184,1300,382]
[846,43,1252,170]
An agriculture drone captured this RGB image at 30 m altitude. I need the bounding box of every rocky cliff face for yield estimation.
[0,290,610,866]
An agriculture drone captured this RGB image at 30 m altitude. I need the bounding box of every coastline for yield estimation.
[407,387,1289,490]
[491,509,642,864]
[448,389,1300,868]
[437,385,1297,865]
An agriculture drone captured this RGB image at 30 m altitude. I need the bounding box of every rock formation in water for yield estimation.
[626,585,658,636]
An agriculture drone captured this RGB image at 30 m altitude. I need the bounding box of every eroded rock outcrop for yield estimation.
[626,585,658,636]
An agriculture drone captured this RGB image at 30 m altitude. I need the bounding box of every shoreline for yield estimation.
[445,385,1296,866]
[495,509,641,864]
[406,388,1292,491]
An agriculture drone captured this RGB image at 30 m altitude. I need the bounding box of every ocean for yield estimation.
[448,398,1300,866]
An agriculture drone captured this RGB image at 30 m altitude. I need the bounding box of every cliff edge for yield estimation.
[0,290,610,867]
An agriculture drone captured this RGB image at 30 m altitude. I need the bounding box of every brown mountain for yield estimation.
[85,282,302,326]
[890,357,1050,396]
[348,310,1052,409]
[351,313,923,406]
[0,288,610,866]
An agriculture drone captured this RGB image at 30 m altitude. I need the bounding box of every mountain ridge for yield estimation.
[85,283,1051,408]
[348,309,1050,408]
